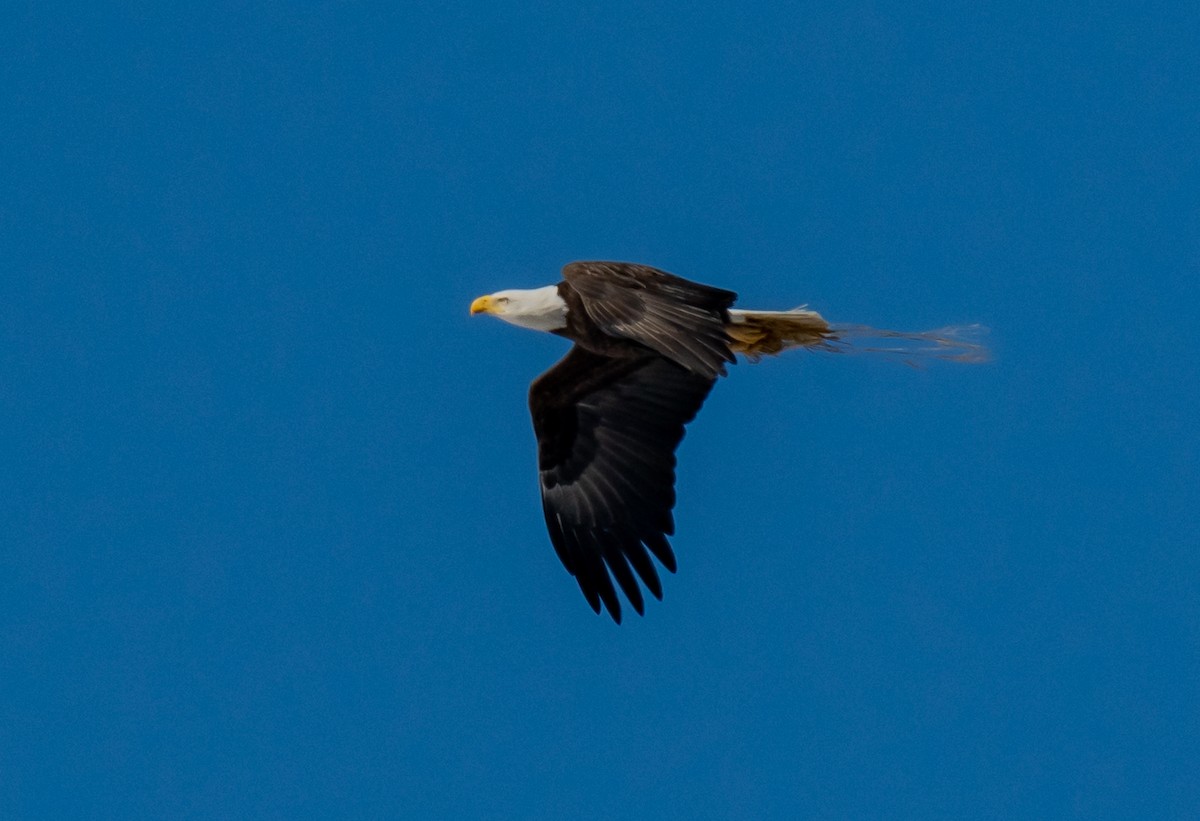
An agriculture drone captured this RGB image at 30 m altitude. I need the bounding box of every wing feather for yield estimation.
[529,346,715,621]
[562,261,738,378]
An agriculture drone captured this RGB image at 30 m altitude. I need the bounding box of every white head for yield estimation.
[469,285,569,332]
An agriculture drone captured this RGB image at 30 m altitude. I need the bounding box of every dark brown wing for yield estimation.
[529,345,716,623]
[562,261,738,378]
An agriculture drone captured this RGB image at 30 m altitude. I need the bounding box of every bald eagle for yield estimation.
[471,261,986,623]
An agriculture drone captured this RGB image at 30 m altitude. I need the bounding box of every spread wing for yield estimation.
[529,345,716,622]
[562,261,738,378]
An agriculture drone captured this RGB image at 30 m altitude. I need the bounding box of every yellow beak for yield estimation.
[470,295,493,315]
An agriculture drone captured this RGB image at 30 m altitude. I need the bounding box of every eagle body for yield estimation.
[470,261,985,623]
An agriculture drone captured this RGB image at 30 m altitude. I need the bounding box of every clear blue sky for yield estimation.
[3,2,1198,818]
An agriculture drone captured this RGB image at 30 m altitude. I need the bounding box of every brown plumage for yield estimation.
[470,261,988,623]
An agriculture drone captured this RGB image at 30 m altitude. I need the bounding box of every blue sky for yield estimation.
[3,2,1198,818]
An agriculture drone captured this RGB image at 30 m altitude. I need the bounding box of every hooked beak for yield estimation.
[470,295,493,315]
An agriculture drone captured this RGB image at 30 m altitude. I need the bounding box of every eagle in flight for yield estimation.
[471,261,985,623]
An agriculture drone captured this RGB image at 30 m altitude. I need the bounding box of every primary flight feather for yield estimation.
[470,261,986,623]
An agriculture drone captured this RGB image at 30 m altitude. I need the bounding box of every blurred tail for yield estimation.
[727,307,990,365]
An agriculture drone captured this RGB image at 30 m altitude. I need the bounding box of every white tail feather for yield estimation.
[727,307,990,365]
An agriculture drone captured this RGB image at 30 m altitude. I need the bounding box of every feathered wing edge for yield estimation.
[562,261,737,378]
[530,347,715,623]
